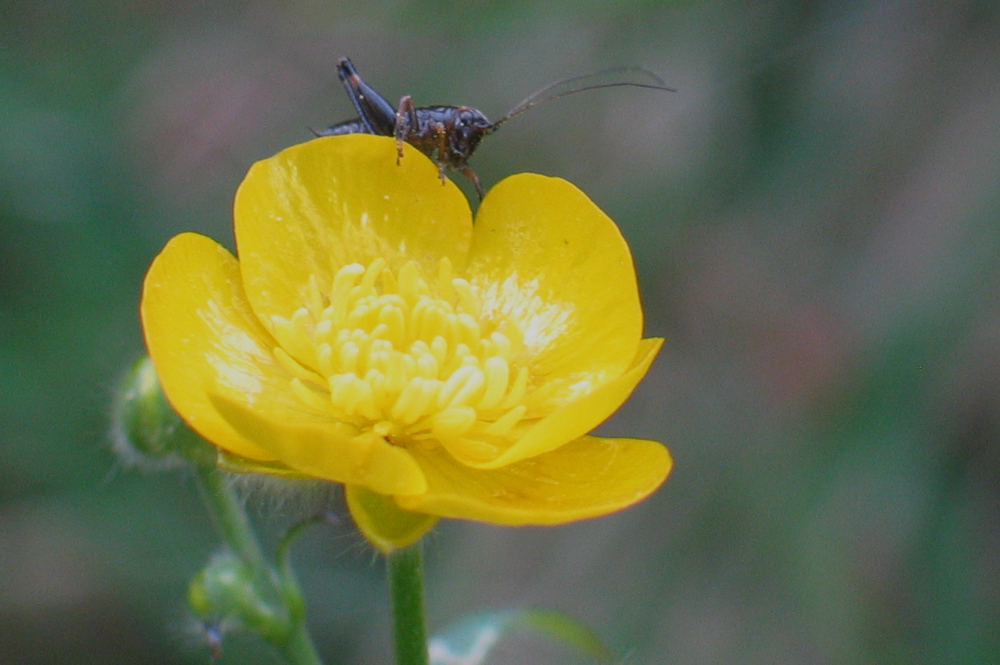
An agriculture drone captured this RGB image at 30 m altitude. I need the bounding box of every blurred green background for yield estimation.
[2,1,998,663]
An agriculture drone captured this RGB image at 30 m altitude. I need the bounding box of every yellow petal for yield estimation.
[468,174,644,400]
[234,135,474,359]
[209,394,427,495]
[140,233,421,495]
[397,436,672,525]
[140,232,282,462]
[475,337,663,469]
[346,485,438,554]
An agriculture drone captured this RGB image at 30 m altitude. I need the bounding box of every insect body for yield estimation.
[317,57,674,197]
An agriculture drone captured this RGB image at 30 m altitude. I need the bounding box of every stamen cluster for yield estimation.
[271,258,531,460]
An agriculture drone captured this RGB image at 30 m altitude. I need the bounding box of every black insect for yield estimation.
[316,57,674,197]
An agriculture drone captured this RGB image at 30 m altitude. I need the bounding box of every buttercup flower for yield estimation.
[142,134,670,551]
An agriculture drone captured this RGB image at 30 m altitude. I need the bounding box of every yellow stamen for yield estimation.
[280,258,532,458]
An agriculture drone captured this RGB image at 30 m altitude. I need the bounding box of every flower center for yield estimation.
[270,258,532,460]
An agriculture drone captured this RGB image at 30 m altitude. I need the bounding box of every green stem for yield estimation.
[281,621,325,665]
[194,466,324,665]
[194,466,265,567]
[276,515,329,665]
[277,514,330,575]
[388,543,429,665]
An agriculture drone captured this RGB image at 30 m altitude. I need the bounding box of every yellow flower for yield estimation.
[141,134,670,551]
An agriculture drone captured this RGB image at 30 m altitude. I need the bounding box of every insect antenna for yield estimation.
[490,66,676,131]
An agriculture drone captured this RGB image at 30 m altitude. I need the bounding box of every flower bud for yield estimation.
[110,356,217,470]
[188,550,291,642]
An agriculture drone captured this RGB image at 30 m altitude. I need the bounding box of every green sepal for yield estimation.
[217,448,308,477]
[429,608,615,665]
[346,485,437,554]
[188,550,291,644]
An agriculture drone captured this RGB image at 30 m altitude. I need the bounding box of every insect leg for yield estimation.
[335,57,396,135]
[458,166,484,200]
[394,95,418,164]
[432,124,451,184]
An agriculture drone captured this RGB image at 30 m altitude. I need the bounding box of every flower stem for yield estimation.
[281,622,325,665]
[194,466,324,665]
[388,543,429,665]
[194,466,265,567]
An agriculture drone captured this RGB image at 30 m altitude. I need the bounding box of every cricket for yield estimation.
[316,57,674,197]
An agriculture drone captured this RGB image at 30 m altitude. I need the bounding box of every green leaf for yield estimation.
[429,608,615,665]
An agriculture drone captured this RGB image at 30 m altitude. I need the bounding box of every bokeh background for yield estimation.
[3,1,998,663]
